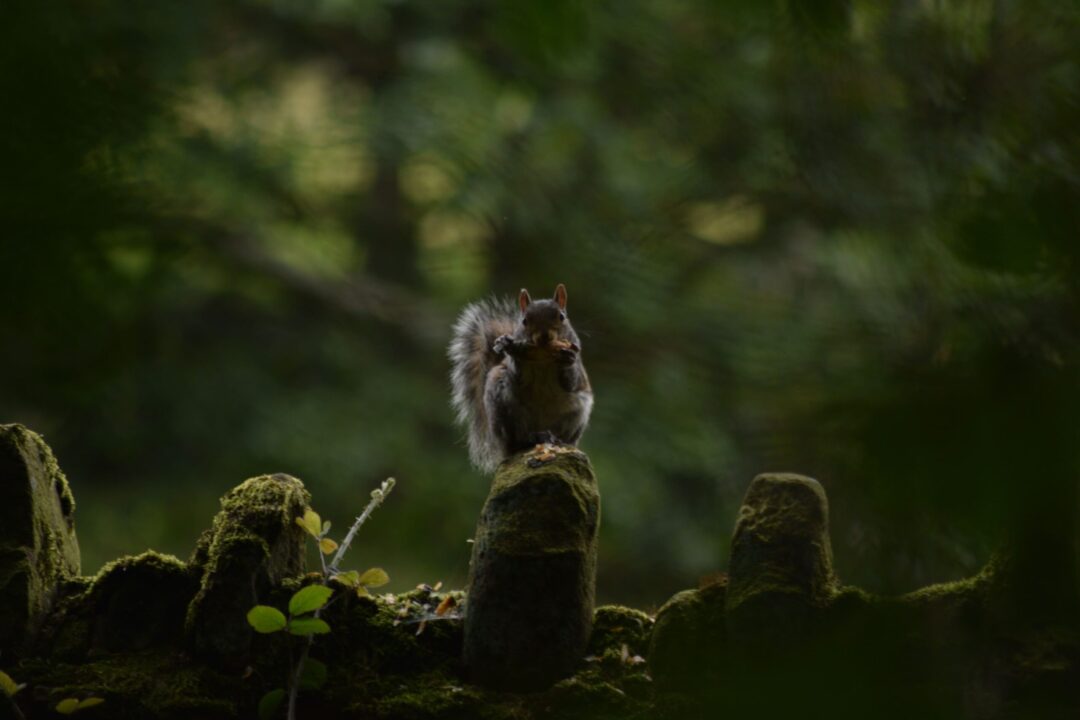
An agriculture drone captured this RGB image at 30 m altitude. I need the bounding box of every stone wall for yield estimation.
[1,423,1077,719]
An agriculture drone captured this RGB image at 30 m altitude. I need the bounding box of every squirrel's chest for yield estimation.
[515,361,577,422]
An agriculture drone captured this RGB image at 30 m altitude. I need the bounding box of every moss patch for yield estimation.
[0,424,81,651]
[40,551,196,660]
[464,449,600,692]
[186,474,310,669]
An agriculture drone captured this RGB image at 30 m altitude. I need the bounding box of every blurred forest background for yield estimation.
[2,0,1078,608]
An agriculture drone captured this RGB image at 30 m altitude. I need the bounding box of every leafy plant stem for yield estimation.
[328,478,395,574]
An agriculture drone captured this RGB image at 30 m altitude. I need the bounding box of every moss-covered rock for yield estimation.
[185,473,310,669]
[464,448,600,692]
[588,605,653,658]
[725,472,835,646]
[39,551,198,661]
[647,579,726,693]
[0,424,81,652]
[15,651,242,719]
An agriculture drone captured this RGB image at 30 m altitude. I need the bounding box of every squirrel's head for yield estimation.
[518,284,569,346]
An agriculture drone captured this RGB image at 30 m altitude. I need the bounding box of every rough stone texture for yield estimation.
[725,472,835,645]
[648,580,727,692]
[464,448,600,691]
[0,424,81,651]
[185,473,310,669]
[40,551,198,660]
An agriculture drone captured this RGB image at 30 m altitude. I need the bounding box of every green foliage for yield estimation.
[55,697,105,714]
[0,671,22,698]
[298,659,327,691]
[249,491,393,719]
[258,689,285,720]
[288,586,333,616]
[5,0,1080,609]
[247,606,288,634]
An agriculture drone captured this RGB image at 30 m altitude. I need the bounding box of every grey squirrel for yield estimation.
[449,284,593,473]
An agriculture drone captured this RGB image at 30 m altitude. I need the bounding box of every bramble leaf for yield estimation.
[55,698,101,714]
[56,699,80,714]
[295,508,322,538]
[322,520,331,534]
[287,618,331,636]
[258,689,285,720]
[319,537,338,555]
[299,658,328,690]
[358,567,390,588]
[247,605,287,633]
[332,570,360,588]
[0,670,19,697]
[289,585,333,616]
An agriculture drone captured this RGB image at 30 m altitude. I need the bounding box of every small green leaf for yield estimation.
[322,520,331,534]
[258,689,285,720]
[332,570,360,588]
[299,658,328,690]
[55,698,90,714]
[289,585,333,616]
[287,618,331,636]
[295,508,322,538]
[319,537,338,555]
[357,567,390,588]
[0,670,18,697]
[247,605,287,633]
[76,698,104,710]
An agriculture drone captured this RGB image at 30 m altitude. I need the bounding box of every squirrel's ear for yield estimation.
[554,284,567,309]
[518,288,531,313]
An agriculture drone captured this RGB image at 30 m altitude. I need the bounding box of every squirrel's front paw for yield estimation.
[555,345,579,364]
[492,334,514,356]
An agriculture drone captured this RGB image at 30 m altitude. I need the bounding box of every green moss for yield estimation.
[726,473,834,615]
[647,580,727,693]
[483,449,599,555]
[0,424,81,651]
[353,671,493,720]
[40,550,196,660]
[588,605,653,657]
[16,651,240,719]
[465,449,601,691]
[186,474,310,667]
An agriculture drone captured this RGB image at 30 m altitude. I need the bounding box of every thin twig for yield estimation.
[328,478,396,575]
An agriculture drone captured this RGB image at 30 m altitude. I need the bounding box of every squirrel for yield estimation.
[449,284,593,473]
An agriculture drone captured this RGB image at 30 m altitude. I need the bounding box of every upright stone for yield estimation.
[0,424,81,650]
[186,473,310,669]
[464,449,600,691]
[725,473,835,645]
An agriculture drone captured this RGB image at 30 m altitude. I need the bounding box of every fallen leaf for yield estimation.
[435,595,457,616]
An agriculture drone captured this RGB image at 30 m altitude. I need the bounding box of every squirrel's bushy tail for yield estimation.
[448,297,517,472]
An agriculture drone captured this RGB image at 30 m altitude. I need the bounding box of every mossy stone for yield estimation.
[185,473,310,669]
[464,449,600,692]
[725,472,835,646]
[0,424,81,651]
[648,580,727,692]
[41,551,197,660]
[588,605,653,658]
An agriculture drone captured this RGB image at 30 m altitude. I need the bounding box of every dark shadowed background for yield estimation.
[2,0,1078,608]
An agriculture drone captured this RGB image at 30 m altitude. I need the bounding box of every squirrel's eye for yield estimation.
[558,311,566,321]
[522,317,528,326]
